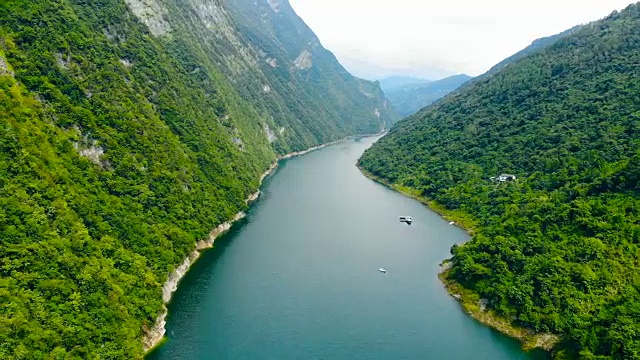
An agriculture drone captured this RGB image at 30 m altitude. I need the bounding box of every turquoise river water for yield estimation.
[148,137,548,360]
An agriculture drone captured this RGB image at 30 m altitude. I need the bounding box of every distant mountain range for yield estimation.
[380,74,472,117]
[378,76,431,93]
[378,25,583,119]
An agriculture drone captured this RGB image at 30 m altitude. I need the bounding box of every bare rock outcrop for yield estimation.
[294,50,312,70]
[124,0,171,36]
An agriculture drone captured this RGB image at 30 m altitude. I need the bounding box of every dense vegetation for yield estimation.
[359,5,640,359]
[0,0,394,357]
[224,0,397,150]
[382,74,472,117]
[175,0,397,153]
[483,25,582,79]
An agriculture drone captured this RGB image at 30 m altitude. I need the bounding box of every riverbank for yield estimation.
[357,168,559,353]
[439,268,559,352]
[356,168,478,234]
[143,132,386,353]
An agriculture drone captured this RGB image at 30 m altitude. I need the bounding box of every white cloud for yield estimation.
[289,0,636,79]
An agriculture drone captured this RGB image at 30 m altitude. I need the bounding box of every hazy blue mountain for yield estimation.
[383,25,582,119]
[378,75,431,93]
[384,74,472,117]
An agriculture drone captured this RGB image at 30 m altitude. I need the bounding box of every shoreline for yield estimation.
[356,167,478,234]
[438,269,559,352]
[143,131,386,353]
[356,168,559,353]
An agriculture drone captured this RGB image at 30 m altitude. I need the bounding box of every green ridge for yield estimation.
[0,0,395,357]
[383,74,472,117]
[359,5,640,359]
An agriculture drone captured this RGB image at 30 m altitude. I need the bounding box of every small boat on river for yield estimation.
[399,216,413,224]
[378,268,387,273]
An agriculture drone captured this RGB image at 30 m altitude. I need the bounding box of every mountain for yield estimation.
[383,25,581,119]
[212,0,398,147]
[483,25,582,78]
[0,0,395,357]
[384,74,472,117]
[359,4,640,359]
[378,75,431,93]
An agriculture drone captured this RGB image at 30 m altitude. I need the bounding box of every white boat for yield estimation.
[449,221,455,225]
[378,268,387,273]
[399,216,413,224]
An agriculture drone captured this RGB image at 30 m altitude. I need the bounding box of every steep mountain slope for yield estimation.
[483,25,582,78]
[144,0,397,152]
[0,0,394,358]
[359,5,640,359]
[190,0,397,150]
[384,74,472,117]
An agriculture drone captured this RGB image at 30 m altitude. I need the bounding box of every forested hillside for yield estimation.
[359,4,640,359]
[383,74,472,117]
[0,0,394,358]
[223,0,397,149]
[482,25,582,79]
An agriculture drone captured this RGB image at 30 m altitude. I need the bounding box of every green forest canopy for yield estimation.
[0,0,394,358]
[359,4,640,359]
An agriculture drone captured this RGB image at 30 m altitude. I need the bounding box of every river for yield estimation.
[148,136,547,360]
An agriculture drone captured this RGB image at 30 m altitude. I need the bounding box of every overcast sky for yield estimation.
[289,0,636,80]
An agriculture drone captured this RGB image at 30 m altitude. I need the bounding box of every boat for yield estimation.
[449,221,455,225]
[378,268,387,273]
[399,216,413,224]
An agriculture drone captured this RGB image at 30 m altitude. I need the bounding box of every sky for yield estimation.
[289,0,636,80]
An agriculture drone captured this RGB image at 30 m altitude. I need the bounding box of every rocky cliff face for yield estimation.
[141,0,398,152]
[117,0,397,152]
[223,0,399,146]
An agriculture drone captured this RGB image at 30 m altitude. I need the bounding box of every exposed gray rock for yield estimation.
[479,298,489,312]
[440,261,453,272]
[0,55,13,76]
[103,26,126,43]
[264,124,277,143]
[74,142,105,166]
[124,0,171,37]
[120,59,133,68]
[55,53,71,69]
[266,57,277,68]
[359,89,374,98]
[73,131,108,168]
[185,0,257,74]
[190,0,227,29]
[267,0,282,13]
[294,49,312,70]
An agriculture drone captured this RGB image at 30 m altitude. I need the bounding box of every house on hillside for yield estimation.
[497,174,517,182]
